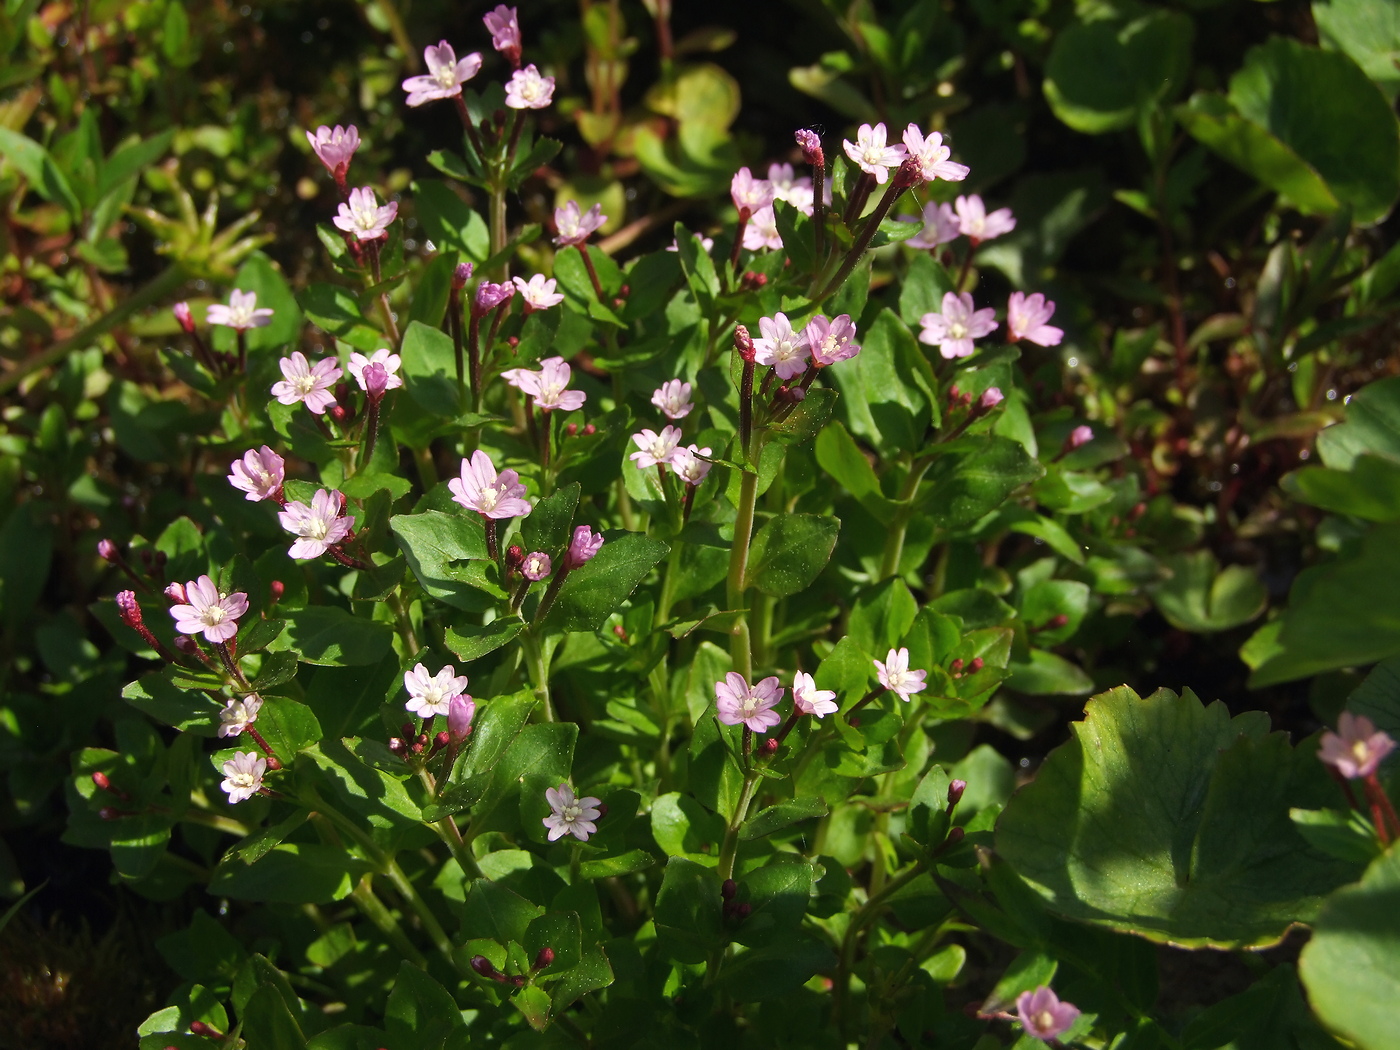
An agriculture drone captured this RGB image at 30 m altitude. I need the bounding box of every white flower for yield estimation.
[553,200,607,247]
[448,450,533,519]
[651,379,694,420]
[401,40,482,107]
[403,663,471,719]
[874,648,928,702]
[220,751,267,803]
[843,122,906,184]
[753,313,811,380]
[954,194,1015,242]
[218,694,264,738]
[742,206,782,251]
[543,782,603,841]
[903,201,961,250]
[228,446,285,503]
[207,289,274,331]
[512,274,565,311]
[918,292,998,360]
[671,444,713,485]
[347,349,403,393]
[731,166,775,213]
[629,426,682,469]
[278,489,354,560]
[333,186,398,241]
[506,64,555,109]
[271,352,342,414]
[792,671,838,718]
[306,124,360,177]
[902,124,970,184]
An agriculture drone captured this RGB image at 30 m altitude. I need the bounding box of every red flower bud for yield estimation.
[435,730,450,749]
[533,946,555,970]
[947,780,966,808]
[582,423,596,436]
[733,323,756,363]
[269,580,285,601]
[98,538,120,562]
[470,955,498,978]
[506,335,520,349]
[566,422,579,437]
[761,737,779,755]
[968,657,984,673]
[721,878,737,900]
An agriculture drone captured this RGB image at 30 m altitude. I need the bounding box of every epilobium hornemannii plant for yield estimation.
[8,2,1394,1048]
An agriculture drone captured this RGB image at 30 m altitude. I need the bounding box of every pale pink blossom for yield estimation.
[271,352,342,414]
[207,289,274,331]
[784,181,816,217]
[566,526,604,568]
[766,163,812,205]
[1016,987,1080,1042]
[473,280,514,316]
[918,292,998,359]
[554,200,607,247]
[731,166,775,213]
[672,444,713,486]
[306,124,360,179]
[170,575,249,644]
[1319,713,1396,779]
[483,5,521,61]
[979,387,1005,410]
[449,451,533,519]
[754,313,811,379]
[715,672,784,732]
[629,426,682,469]
[804,314,861,367]
[333,186,398,241]
[513,274,565,311]
[218,694,264,738]
[164,582,187,604]
[954,194,1015,242]
[903,201,961,250]
[843,122,906,184]
[1006,291,1063,347]
[348,349,403,393]
[792,671,838,718]
[875,647,927,702]
[173,301,195,332]
[501,356,585,412]
[448,695,475,742]
[228,446,285,503]
[742,206,782,251]
[506,64,554,109]
[544,782,603,841]
[279,489,354,560]
[1067,425,1094,450]
[902,125,970,184]
[522,552,552,580]
[651,379,694,420]
[220,751,267,804]
[402,41,482,107]
[666,231,714,253]
[404,662,471,719]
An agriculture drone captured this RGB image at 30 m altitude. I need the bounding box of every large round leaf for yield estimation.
[1314,0,1400,101]
[997,686,1362,947]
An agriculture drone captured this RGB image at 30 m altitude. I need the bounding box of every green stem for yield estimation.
[656,545,682,626]
[522,629,555,722]
[834,858,931,1036]
[490,185,508,280]
[878,459,932,580]
[716,771,761,882]
[388,590,420,655]
[350,876,428,969]
[726,469,759,679]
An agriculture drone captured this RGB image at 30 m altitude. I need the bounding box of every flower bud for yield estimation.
[116,590,143,630]
[582,423,596,436]
[473,280,514,317]
[189,1020,220,1038]
[945,826,965,847]
[566,525,604,569]
[163,581,186,604]
[452,262,474,290]
[1046,613,1069,629]
[507,335,519,348]
[618,284,630,299]
[733,323,756,363]
[761,737,779,755]
[950,658,964,673]
[388,737,405,754]
[775,385,807,404]
[721,878,738,900]
[330,403,348,424]
[979,387,1004,410]
[401,722,415,739]
[98,538,120,562]
[740,271,767,292]
[173,301,196,333]
[173,635,200,655]
[506,545,525,573]
[269,580,285,601]
[98,806,121,821]
[947,779,966,808]
[1067,425,1094,450]
[470,955,498,978]
[891,157,922,191]
[565,422,579,437]
[363,362,390,401]
[435,730,451,749]
[612,623,628,641]
[533,946,555,971]
[968,657,984,673]
[448,695,475,743]
[92,771,112,792]
[795,128,824,166]
[736,902,751,919]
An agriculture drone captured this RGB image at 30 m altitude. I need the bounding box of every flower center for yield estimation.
[1353,740,1371,762]
[860,144,884,166]
[1033,1010,1054,1033]
[434,65,458,89]
[230,771,257,789]
[562,801,583,822]
[948,321,968,340]
[294,373,318,395]
[479,487,501,511]
[205,606,226,625]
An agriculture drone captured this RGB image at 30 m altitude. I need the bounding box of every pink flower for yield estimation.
[207,289,274,331]
[218,694,264,738]
[173,301,195,332]
[795,128,823,164]
[903,201,961,250]
[731,166,775,214]
[804,314,861,367]
[754,313,811,379]
[170,574,249,644]
[333,186,398,241]
[742,206,782,251]
[348,349,403,393]
[306,124,360,179]
[483,5,521,60]
[449,450,533,519]
[1006,291,1063,347]
[979,387,1004,409]
[1319,712,1397,779]
[715,672,784,732]
[792,671,837,718]
[843,122,906,184]
[271,352,342,414]
[629,426,682,469]
[651,379,694,420]
[473,280,514,317]
[228,446,285,503]
[769,162,817,213]
[666,231,714,254]
[918,292,998,359]
[902,125,970,184]
[566,526,604,568]
[954,194,1015,242]
[513,274,565,311]
[448,695,475,742]
[522,551,552,580]
[554,200,607,247]
[1016,987,1080,1042]
[164,582,187,604]
[279,489,354,560]
[672,444,713,486]
[874,648,927,702]
[544,782,603,841]
[403,662,471,719]
[1067,425,1094,450]
[220,751,267,804]
[501,356,585,412]
[506,64,554,109]
[402,40,482,107]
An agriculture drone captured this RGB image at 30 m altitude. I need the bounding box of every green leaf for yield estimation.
[264,606,393,666]
[521,483,580,555]
[443,618,524,663]
[430,690,537,819]
[390,510,504,613]
[1299,844,1400,1049]
[544,533,669,633]
[469,722,577,836]
[303,740,422,844]
[1316,374,1400,469]
[254,697,321,757]
[462,879,543,943]
[767,387,838,448]
[122,672,218,734]
[740,797,828,841]
[301,283,386,351]
[385,961,465,1045]
[1284,454,1400,522]
[209,844,371,904]
[241,985,306,1049]
[1184,962,1348,1050]
[1315,0,1400,101]
[815,421,897,523]
[921,437,1044,531]
[745,514,839,597]
[550,945,614,1015]
[654,857,724,963]
[827,309,935,454]
[412,179,490,262]
[1150,551,1267,633]
[0,127,81,216]
[997,686,1363,948]
[1003,650,1094,696]
[651,791,727,860]
[715,930,835,1002]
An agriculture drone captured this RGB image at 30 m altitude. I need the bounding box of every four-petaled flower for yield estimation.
[506,64,555,109]
[904,201,961,250]
[483,5,521,61]
[501,356,586,413]
[672,444,713,486]
[513,274,565,311]
[522,551,553,581]
[918,292,998,360]
[544,782,603,841]
[170,575,249,644]
[404,662,471,719]
[804,314,861,367]
[742,206,782,251]
[221,751,267,804]
[219,694,264,738]
[902,124,970,184]
[1319,712,1397,779]
[651,379,694,420]
[792,671,838,718]
[306,124,360,179]
[715,672,785,732]
[333,186,398,241]
[1016,987,1081,1042]
[731,167,775,214]
[629,427,682,469]
[348,349,403,393]
[228,446,285,503]
[954,194,1015,243]
[402,40,482,106]
[449,451,533,519]
[207,289,274,331]
[567,526,604,568]
[843,122,906,183]
[554,201,607,247]
[875,647,928,702]
[279,489,354,560]
[272,352,343,414]
[754,313,811,379]
[1006,291,1064,347]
